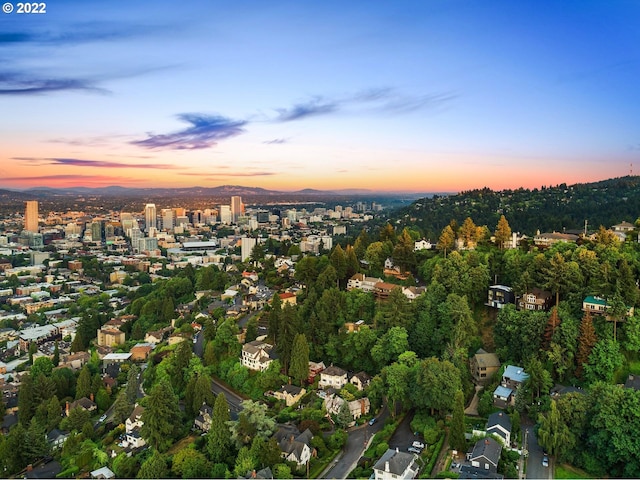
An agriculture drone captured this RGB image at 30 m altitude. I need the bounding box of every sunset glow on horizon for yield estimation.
[1,1,639,194]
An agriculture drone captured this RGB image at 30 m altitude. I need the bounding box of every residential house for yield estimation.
[279,292,297,306]
[66,397,97,416]
[486,412,512,447]
[96,327,125,347]
[130,343,154,361]
[467,437,502,474]
[319,365,348,389]
[470,349,501,384]
[273,385,306,407]
[273,424,314,468]
[624,374,640,391]
[414,239,432,251]
[346,273,383,293]
[126,404,144,433]
[533,231,579,248]
[123,430,146,449]
[611,221,635,241]
[323,394,370,426]
[373,448,419,480]
[241,340,275,372]
[517,288,553,311]
[307,360,326,383]
[402,286,426,301]
[59,351,90,371]
[486,285,515,309]
[374,282,399,300]
[582,296,634,318]
[493,365,529,408]
[90,467,116,479]
[47,428,69,450]
[194,403,213,432]
[349,371,371,391]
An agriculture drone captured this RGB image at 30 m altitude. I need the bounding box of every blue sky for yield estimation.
[1,0,639,192]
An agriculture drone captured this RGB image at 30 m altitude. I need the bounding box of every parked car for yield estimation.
[412,441,425,449]
[542,455,549,467]
[369,418,377,426]
[408,447,422,454]
[99,414,107,422]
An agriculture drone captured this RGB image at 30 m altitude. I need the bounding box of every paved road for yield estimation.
[321,405,389,479]
[524,424,552,480]
[210,377,245,417]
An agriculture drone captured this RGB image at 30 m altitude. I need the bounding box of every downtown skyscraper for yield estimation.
[24,201,39,233]
[231,196,242,224]
[145,203,157,232]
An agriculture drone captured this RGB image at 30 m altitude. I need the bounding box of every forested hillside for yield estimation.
[398,176,640,239]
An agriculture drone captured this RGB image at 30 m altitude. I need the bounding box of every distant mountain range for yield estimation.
[0,185,431,198]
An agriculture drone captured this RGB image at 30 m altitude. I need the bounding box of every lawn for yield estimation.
[554,463,594,479]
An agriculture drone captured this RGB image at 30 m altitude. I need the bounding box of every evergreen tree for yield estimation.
[206,393,233,464]
[450,390,466,453]
[392,228,416,272]
[537,400,572,460]
[126,364,140,405]
[171,340,193,394]
[268,294,282,343]
[241,317,257,346]
[542,307,561,350]
[330,244,347,282]
[141,379,181,451]
[345,244,359,278]
[75,365,92,400]
[336,399,353,429]
[52,340,60,366]
[576,310,597,378]
[494,215,512,249]
[437,225,455,257]
[459,217,478,248]
[276,304,299,374]
[17,374,35,426]
[192,373,215,418]
[113,391,133,425]
[289,333,310,385]
[233,446,257,478]
[353,228,371,260]
[137,449,169,479]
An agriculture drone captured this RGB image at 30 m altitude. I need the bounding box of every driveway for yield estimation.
[321,405,389,479]
[524,424,552,480]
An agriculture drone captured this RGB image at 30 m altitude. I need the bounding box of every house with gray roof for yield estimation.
[373,448,419,480]
[493,365,528,408]
[486,412,512,447]
[468,437,502,473]
[272,424,314,467]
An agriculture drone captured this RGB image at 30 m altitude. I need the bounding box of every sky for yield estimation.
[1,0,639,193]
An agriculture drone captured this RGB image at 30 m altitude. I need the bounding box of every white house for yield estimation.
[373,448,419,480]
[241,340,274,372]
[319,365,348,389]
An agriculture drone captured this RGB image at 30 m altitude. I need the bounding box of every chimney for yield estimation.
[90,393,94,402]
[65,401,69,416]
[385,461,390,472]
[251,470,257,479]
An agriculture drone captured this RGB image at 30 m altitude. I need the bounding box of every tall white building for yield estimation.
[144,204,157,232]
[231,196,243,223]
[220,205,232,225]
[24,201,39,233]
[161,208,174,231]
[241,237,257,262]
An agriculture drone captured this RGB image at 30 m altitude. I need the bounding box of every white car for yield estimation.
[412,441,425,449]
[99,414,107,422]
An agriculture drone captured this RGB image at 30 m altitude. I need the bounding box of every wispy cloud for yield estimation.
[273,88,455,122]
[179,171,276,177]
[0,73,106,95]
[132,114,247,150]
[275,98,338,122]
[263,138,289,145]
[12,157,179,169]
[2,174,140,183]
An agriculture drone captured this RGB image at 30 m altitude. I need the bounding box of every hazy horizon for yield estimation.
[2,1,639,192]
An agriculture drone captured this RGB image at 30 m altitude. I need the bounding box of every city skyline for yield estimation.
[1,1,639,193]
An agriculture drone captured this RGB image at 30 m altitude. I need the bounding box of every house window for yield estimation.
[485,464,490,470]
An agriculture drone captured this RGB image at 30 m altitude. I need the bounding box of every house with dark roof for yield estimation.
[47,428,69,449]
[272,424,315,467]
[486,412,512,447]
[194,403,213,432]
[468,437,502,473]
[517,288,553,311]
[373,448,419,480]
[319,365,348,389]
[66,397,97,416]
[350,371,372,391]
[486,285,515,309]
[273,384,306,407]
[624,374,640,391]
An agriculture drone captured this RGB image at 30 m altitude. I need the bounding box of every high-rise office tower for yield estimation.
[161,208,174,230]
[24,201,39,232]
[145,204,157,232]
[220,205,232,225]
[231,196,242,223]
